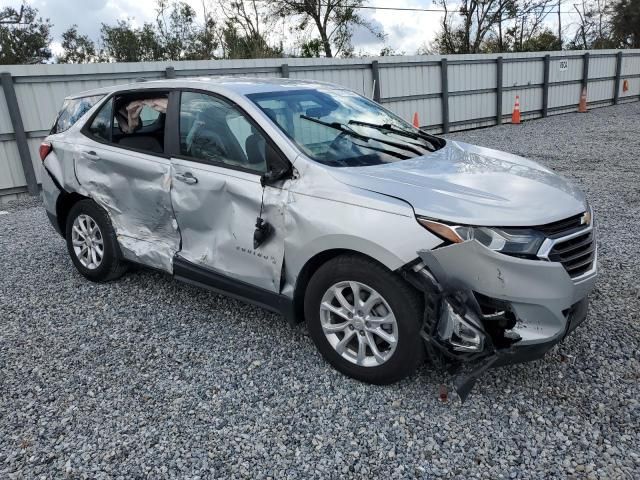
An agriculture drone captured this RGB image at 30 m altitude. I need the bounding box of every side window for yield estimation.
[179,91,267,173]
[87,98,112,142]
[52,95,104,134]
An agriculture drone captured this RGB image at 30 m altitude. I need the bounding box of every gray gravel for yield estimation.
[1,102,639,479]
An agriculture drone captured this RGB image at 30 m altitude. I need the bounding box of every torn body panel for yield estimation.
[407,239,596,399]
[170,159,288,292]
[74,141,180,273]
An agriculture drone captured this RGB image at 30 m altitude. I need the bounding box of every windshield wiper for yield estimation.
[300,115,424,157]
[348,120,443,151]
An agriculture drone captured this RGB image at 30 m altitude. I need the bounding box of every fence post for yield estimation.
[1,72,38,197]
[165,66,176,79]
[542,54,551,118]
[281,63,289,78]
[496,57,503,125]
[613,51,623,105]
[441,58,449,134]
[371,60,381,102]
[582,52,590,96]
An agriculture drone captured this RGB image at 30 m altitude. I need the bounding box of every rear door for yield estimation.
[169,90,289,292]
[75,91,180,273]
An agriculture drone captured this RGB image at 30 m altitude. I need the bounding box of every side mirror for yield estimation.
[260,143,292,187]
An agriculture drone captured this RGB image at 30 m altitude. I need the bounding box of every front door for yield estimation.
[170,90,288,292]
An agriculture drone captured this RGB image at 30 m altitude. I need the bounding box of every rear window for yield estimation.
[51,95,104,134]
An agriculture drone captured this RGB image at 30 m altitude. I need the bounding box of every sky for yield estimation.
[1,0,447,57]
[2,0,575,58]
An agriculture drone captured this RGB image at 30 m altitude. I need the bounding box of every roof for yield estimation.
[67,77,340,100]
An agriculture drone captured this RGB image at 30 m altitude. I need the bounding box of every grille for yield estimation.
[548,230,595,278]
[535,213,585,238]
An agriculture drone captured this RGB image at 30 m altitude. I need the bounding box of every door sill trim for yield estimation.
[173,256,296,324]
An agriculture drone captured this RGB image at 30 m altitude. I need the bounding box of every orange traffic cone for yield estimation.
[413,112,420,128]
[511,96,521,124]
[578,87,588,113]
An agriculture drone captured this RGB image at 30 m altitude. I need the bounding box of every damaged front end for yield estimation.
[401,239,595,401]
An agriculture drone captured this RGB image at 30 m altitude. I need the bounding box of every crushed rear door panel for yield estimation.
[74,141,180,272]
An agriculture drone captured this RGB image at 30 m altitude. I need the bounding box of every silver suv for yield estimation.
[40,78,597,396]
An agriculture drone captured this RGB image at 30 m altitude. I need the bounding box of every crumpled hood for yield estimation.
[328,140,587,226]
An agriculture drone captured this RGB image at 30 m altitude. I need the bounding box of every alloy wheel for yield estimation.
[319,281,398,367]
[71,214,104,270]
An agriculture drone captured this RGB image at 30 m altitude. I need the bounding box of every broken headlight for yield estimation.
[417,218,545,257]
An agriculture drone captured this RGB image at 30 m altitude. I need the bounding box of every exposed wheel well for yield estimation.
[292,249,410,324]
[56,192,89,238]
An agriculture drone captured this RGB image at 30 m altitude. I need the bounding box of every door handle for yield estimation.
[81,150,100,161]
[175,172,198,185]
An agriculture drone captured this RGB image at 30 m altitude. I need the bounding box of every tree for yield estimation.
[100,20,163,62]
[270,0,383,58]
[156,0,218,60]
[0,5,52,64]
[432,0,561,53]
[610,0,640,47]
[433,0,513,54]
[58,25,97,63]
[570,0,617,49]
[218,0,281,59]
[520,28,562,51]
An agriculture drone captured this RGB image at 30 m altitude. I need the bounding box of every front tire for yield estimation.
[65,199,127,282]
[305,255,424,384]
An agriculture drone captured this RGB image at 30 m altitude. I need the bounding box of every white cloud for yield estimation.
[2,0,451,56]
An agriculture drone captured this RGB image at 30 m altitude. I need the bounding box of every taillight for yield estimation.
[39,142,52,162]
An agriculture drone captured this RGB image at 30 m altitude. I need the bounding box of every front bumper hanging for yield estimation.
[401,240,595,401]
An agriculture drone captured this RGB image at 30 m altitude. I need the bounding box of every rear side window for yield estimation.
[51,95,104,134]
[82,91,169,156]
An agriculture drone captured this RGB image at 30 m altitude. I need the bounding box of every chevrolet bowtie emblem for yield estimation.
[581,211,591,225]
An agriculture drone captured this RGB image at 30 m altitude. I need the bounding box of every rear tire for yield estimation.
[65,199,127,282]
[305,254,424,384]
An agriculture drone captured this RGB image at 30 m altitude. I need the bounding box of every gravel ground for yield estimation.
[1,103,639,479]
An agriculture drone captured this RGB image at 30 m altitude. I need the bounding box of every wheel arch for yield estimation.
[291,247,415,325]
[56,191,90,238]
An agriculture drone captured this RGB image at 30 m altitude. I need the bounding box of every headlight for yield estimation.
[417,218,545,257]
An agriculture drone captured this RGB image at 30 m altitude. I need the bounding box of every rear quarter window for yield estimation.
[51,95,104,134]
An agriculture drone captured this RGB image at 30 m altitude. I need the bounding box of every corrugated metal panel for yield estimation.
[503,88,543,114]
[620,77,640,98]
[383,98,442,128]
[1,49,639,195]
[589,79,616,102]
[0,140,25,189]
[504,59,544,87]
[548,57,582,84]
[621,55,640,76]
[590,56,616,78]
[450,93,496,122]
[379,64,440,98]
[450,62,496,92]
[549,84,582,109]
[0,87,12,134]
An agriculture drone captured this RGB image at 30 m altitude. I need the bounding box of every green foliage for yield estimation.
[0,6,52,64]
[300,38,323,58]
[100,21,163,62]
[520,30,562,52]
[270,0,383,58]
[611,0,640,47]
[57,25,97,63]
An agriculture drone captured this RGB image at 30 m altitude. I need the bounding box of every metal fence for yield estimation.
[1,49,639,199]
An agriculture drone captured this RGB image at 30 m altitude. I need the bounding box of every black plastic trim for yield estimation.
[173,256,296,324]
